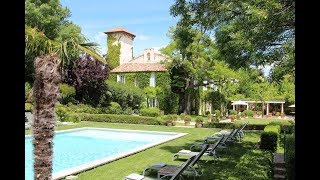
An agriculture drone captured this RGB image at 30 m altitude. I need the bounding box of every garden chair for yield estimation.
[213,122,249,141]
[172,136,224,163]
[124,155,196,180]
[189,127,240,154]
[143,144,209,178]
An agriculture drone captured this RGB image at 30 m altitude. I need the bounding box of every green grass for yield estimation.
[234,117,294,125]
[26,121,261,180]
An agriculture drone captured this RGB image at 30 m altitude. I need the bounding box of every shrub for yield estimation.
[260,132,278,152]
[242,110,254,117]
[123,107,134,115]
[285,134,295,180]
[105,102,123,114]
[264,124,281,135]
[25,103,33,112]
[282,124,295,134]
[140,107,160,117]
[59,83,76,104]
[67,103,100,114]
[229,109,237,115]
[107,80,144,110]
[72,54,109,107]
[69,113,162,125]
[25,82,32,101]
[133,109,140,114]
[195,117,203,123]
[55,104,70,122]
[203,122,235,129]
[184,115,192,121]
[180,113,186,120]
[172,114,178,121]
[67,113,86,123]
[212,116,220,123]
[228,149,273,180]
[214,109,221,118]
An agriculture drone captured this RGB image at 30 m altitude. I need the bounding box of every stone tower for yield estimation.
[104,27,136,65]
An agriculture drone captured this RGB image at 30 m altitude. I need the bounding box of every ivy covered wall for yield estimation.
[107,35,121,69]
[108,71,179,114]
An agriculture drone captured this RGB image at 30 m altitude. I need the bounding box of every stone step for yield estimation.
[273,153,285,163]
[274,167,286,175]
[273,174,286,180]
[274,162,286,168]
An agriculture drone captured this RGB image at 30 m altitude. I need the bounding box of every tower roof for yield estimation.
[104,27,136,38]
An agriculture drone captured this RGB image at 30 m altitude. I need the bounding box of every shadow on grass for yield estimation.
[198,133,259,180]
[159,138,207,153]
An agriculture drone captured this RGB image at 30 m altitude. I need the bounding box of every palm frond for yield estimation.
[25,25,107,65]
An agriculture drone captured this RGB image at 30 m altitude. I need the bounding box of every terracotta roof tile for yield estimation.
[104,27,136,38]
[110,63,167,73]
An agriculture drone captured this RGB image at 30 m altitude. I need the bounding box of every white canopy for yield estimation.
[288,104,295,107]
[231,101,248,106]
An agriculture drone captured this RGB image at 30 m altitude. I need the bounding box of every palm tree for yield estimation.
[25,25,106,179]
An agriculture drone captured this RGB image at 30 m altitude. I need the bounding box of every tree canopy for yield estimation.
[170,0,295,82]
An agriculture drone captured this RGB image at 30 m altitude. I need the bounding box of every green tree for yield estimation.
[170,0,295,79]
[25,0,87,83]
[25,25,105,180]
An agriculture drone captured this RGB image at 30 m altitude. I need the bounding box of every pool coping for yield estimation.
[26,127,188,180]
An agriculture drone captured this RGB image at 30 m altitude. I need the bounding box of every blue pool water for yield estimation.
[25,128,181,180]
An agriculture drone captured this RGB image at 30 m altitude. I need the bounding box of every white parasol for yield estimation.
[231,101,248,106]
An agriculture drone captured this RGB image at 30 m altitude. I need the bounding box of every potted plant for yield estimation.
[230,115,236,122]
[195,117,203,128]
[257,111,262,118]
[180,113,186,121]
[165,115,173,126]
[184,115,191,126]
[275,112,281,118]
[207,114,213,122]
[172,114,178,122]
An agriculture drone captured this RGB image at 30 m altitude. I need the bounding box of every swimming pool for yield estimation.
[25,127,187,180]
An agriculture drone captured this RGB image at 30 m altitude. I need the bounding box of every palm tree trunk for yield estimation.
[32,54,60,180]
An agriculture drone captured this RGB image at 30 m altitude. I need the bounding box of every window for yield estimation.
[150,73,155,87]
[147,52,150,61]
[131,47,134,59]
[117,75,125,84]
[152,98,157,107]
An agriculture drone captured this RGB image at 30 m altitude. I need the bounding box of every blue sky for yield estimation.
[60,0,178,57]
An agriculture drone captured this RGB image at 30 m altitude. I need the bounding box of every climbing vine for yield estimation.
[107,35,121,69]
[107,71,178,114]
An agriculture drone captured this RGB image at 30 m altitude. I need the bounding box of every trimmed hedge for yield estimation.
[260,131,278,152]
[285,134,295,180]
[140,107,160,117]
[203,122,295,133]
[68,113,163,125]
[228,149,273,180]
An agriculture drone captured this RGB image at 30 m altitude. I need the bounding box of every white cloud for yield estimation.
[136,34,151,41]
[152,46,165,53]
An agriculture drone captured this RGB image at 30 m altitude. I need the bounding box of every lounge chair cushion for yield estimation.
[124,173,145,180]
[179,150,191,154]
[151,163,166,168]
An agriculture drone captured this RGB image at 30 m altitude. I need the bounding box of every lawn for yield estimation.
[26,121,261,179]
[233,117,294,125]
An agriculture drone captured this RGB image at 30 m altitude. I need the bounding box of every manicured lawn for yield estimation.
[234,117,294,125]
[26,121,261,179]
